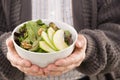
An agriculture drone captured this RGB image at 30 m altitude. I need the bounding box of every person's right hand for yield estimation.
[6,37,44,76]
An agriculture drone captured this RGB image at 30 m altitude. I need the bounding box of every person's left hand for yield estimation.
[43,34,87,76]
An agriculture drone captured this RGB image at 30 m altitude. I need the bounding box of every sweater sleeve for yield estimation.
[0,31,3,36]
[77,0,120,76]
[0,32,24,80]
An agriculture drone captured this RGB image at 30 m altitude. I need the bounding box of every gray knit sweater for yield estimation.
[0,0,120,80]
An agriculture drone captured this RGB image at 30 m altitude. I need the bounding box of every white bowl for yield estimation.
[12,19,78,67]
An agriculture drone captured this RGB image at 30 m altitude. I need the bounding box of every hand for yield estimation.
[6,37,44,76]
[43,34,87,76]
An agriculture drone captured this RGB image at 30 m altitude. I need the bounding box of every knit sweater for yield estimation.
[0,0,120,80]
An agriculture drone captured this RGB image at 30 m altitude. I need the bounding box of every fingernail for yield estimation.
[76,40,83,48]
[78,42,82,47]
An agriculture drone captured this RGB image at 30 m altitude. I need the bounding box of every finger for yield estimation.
[55,48,84,67]
[75,39,82,48]
[19,59,32,67]
[7,51,31,67]
[24,64,40,73]
[6,38,22,64]
[11,62,17,67]
[24,71,44,76]
[48,64,80,76]
[45,64,66,72]
[44,64,66,76]
[17,65,44,76]
[6,37,15,52]
[24,68,45,77]
[38,68,45,76]
[67,62,80,70]
[6,38,31,67]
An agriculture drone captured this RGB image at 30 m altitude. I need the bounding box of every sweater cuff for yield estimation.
[0,32,24,80]
[0,31,3,36]
[77,31,102,75]
[0,32,12,56]
[81,34,96,61]
[78,31,96,62]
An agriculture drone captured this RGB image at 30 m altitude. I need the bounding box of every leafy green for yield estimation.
[29,40,39,51]
[26,21,39,42]
[14,19,72,53]
[36,19,45,26]
[64,30,72,45]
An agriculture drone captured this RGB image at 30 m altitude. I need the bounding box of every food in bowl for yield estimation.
[12,19,78,67]
[14,19,73,53]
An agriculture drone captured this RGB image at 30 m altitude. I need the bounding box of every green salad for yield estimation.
[14,19,72,53]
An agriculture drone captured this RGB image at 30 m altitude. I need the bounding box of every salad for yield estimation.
[14,19,73,53]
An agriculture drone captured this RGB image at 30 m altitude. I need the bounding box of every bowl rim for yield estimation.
[12,19,78,55]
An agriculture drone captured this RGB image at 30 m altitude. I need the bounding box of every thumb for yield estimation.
[6,37,32,67]
[75,34,86,48]
[6,37,14,52]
